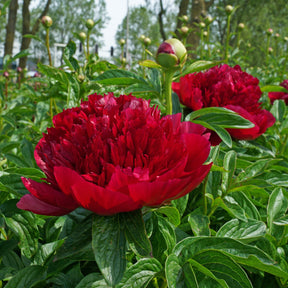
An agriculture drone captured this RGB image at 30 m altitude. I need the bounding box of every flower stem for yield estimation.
[202,175,209,215]
[225,14,231,63]
[200,28,204,59]
[45,28,52,66]
[86,31,90,60]
[163,70,174,115]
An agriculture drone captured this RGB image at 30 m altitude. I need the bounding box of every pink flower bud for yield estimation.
[41,16,52,28]
[267,28,273,35]
[3,71,9,78]
[156,38,187,69]
[17,67,22,73]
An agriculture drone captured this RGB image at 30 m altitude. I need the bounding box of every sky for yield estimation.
[101,0,146,56]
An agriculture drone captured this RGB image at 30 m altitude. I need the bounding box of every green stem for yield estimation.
[202,175,209,215]
[45,28,52,66]
[163,70,174,115]
[86,31,91,60]
[225,14,231,63]
[279,134,288,155]
[266,35,271,65]
[207,26,211,57]
[200,28,204,59]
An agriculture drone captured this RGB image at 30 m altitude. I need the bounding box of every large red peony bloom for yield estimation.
[172,64,275,141]
[268,80,288,105]
[17,93,212,216]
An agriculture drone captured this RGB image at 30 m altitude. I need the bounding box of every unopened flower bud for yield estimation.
[3,71,9,78]
[180,26,189,35]
[268,47,273,54]
[238,23,245,30]
[121,57,127,64]
[144,37,151,46]
[85,19,94,30]
[156,38,187,69]
[225,5,233,14]
[284,36,288,42]
[78,75,85,82]
[17,67,22,73]
[203,31,208,37]
[199,22,205,29]
[266,28,273,35]
[34,72,41,78]
[41,16,52,28]
[181,15,189,23]
[140,35,146,42]
[205,15,213,24]
[79,32,87,41]
[274,33,280,38]
[119,39,126,46]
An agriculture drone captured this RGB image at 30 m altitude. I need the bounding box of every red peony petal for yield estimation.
[54,166,141,215]
[22,177,78,211]
[128,163,211,206]
[17,194,71,216]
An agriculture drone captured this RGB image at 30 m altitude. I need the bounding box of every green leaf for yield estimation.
[236,159,269,182]
[270,100,286,122]
[171,196,189,221]
[265,171,288,187]
[118,258,162,288]
[190,250,252,288]
[23,34,43,43]
[173,237,288,280]
[0,240,18,258]
[267,187,288,229]
[188,214,210,236]
[75,273,107,288]
[178,60,221,79]
[20,138,35,168]
[261,85,288,93]
[139,60,162,69]
[192,120,232,148]
[92,214,126,286]
[5,265,46,288]
[157,206,181,227]
[216,219,266,242]
[273,215,288,225]
[223,191,261,221]
[63,41,80,72]
[94,69,146,86]
[221,150,237,192]
[165,254,187,288]
[122,210,152,257]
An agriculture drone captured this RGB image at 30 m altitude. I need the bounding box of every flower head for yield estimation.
[156,38,187,69]
[268,80,288,105]
[17,93,211,216]
[225,5,233,14]
[3,71,9,78]
[267,28,273,35]
[172,64,275,141]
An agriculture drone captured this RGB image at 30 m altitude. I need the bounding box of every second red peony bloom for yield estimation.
[172,64,275,141]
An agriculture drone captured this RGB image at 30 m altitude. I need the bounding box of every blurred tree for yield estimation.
[18,0,51,70]
[4,0,18,59]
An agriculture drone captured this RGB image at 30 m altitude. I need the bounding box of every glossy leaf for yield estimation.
[118,258,162,288]
[188,214,210,236]
[221,150,237,193]
[216,219,266,242]
[92,214,127,286]
[122,210,152,257]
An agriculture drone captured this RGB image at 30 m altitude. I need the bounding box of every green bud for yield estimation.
[79,32,87,41]
[225,5,233,15]
[156,38,187,69]
[86,19,95,30]
[144,37,151,46]
[180,26,189,35]
[199,22,206,29]
[266,28,273,35]
[238,23,245,30]
[119,38,126,46]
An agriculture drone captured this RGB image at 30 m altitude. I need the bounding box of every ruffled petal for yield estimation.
[54,166,141,215]
[22,177,78,211]
[17,194,71,216]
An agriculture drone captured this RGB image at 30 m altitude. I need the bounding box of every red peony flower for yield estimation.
[172,64,275,141]
[268,80,288,105]
[17,93,212,216]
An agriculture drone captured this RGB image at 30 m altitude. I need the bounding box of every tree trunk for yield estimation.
[158,0,167,41]
[174,0,189,39]
[19,0,52,69]
[4,0,19,60]
[187,0,215,58]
